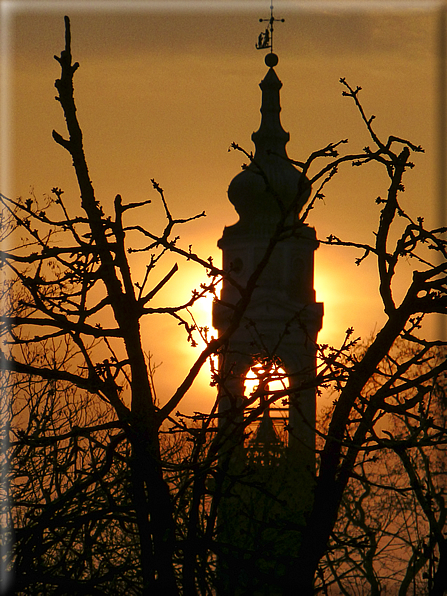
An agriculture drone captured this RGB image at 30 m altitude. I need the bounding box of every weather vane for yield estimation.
[255,3,284,53]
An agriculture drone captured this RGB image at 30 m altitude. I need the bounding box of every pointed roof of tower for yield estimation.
[251,53,289,160]
[223,53,310,238]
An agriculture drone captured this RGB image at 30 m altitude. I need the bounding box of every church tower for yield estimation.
[213,13,323,595]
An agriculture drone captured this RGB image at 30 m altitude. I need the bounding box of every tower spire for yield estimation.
[255,3,285,54]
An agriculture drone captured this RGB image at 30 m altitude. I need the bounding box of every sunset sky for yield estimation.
[1,0,444,412]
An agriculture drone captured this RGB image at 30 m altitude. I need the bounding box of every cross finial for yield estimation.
[255,3,284,53]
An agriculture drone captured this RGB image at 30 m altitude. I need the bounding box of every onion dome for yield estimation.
[226,54,309,236]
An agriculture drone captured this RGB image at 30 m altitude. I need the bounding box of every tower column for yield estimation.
[214,52,323,595]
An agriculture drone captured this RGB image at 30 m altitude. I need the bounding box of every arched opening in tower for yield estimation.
[244,360,290,462]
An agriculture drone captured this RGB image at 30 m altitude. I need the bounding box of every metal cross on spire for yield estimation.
[255,3,284,53]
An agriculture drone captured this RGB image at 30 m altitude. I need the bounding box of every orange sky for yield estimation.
[1,0,443,412]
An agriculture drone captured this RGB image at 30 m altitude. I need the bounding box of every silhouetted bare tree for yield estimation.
[0,17,315,595]
[1,16,446,596]
[316,343,447,595]
[285,74,447,594]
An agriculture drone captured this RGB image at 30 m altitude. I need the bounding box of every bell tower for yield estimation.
[214,48,323,466]
[213,17,323,594]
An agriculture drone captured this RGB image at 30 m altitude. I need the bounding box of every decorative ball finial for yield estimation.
[265,53,278,68]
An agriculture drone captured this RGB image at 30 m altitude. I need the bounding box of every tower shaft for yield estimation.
[213,54,323,595]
